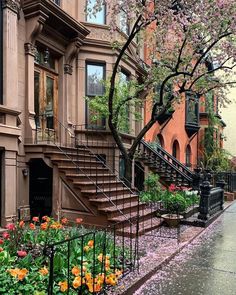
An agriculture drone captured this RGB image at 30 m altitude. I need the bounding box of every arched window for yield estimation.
[156,134,164,148]
[185,145,191,167]
[172,140,180,160]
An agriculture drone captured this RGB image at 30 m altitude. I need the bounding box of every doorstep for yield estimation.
[108,201,235,295]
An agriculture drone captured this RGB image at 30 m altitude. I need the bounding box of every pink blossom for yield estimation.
[6,223,15,231]
[2,232,10,239]
[17,250,27,257]
[0,239,4,245]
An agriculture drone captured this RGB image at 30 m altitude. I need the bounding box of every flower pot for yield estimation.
[161,213,183,227]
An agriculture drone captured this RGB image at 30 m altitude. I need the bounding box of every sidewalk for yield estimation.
[108,201,235,295]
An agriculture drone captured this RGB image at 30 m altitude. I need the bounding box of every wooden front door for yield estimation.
[34,67,58,141]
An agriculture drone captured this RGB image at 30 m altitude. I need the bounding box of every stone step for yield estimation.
[73,180,124,190]
[58,165,109,174]
[80,186,131,195]
[116,217,163,237]
[66,173,116,181]
[52,158,103,167]
[90,194,139,208]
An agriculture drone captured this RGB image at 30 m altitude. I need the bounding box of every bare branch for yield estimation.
[190,32,232,77]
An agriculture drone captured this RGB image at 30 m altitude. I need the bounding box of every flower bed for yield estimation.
[0,217,124,294]
[139,174,199,217]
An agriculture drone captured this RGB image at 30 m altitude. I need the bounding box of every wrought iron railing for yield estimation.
[137,140,194,186]
[34,117,141,226]
[212,172,236,193]
[44,222,139,295]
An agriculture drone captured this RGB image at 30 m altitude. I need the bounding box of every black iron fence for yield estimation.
[198,181,224,221]
[213,172,236,193]
[44,222,139,294]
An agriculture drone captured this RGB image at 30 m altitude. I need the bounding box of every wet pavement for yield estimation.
[134,203,236,295]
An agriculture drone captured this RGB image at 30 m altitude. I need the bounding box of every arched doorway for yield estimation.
[185,144,192,167]
[29,159,52,218]
[172,140,180,160]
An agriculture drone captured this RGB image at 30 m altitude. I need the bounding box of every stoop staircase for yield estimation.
[136,140,194,187]
[33,143,162,237]
[28,120,195,237]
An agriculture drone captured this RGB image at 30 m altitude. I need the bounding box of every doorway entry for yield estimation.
[29,159,53,218]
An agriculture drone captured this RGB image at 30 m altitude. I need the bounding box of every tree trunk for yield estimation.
[123,156,133,187]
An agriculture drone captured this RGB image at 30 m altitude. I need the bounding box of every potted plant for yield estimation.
[161,191,188,227]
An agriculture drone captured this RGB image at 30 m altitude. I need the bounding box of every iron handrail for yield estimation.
[139,140,193,183]
[141,139,194,178]
[35,116,138,225]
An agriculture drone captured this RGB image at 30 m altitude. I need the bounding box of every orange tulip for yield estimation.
[72,266,81,277]
[29,223,36,230]
[39,266,49,276]
[17,269,28,281]
[19,220,25,228]
[40,222,48,230]
[58,281,68,292]
[61,217,68,225]
[87,240,94,247]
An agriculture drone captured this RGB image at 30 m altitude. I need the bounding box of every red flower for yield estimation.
[42,216,50,222]
[17,250,27,257]
[168,183,176,192]
[6,223,15,231]
[32,217,39,222]
[0,239,4,245]
[75,218,83,224]
[0,247,3,252]
[2,232,10,239]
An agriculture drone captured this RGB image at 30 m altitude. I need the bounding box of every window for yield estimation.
[118,71,130,133]
[185,92,199,136]
[86,0,106,24]
[119,9,129,35]
[172,140,180,160]
[185,145,191,167]
[86,62,105,128]
[51,0,61,6]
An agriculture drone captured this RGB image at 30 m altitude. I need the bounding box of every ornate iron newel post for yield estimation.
[198,180,212,220]
[192,167,202,192]
[216,179,226,210]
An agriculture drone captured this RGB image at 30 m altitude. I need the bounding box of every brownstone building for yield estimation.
[0,0,147,227]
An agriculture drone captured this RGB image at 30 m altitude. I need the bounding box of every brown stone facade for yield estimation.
[0,0,144,226]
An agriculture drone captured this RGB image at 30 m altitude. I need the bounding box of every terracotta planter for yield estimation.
[161,213,183,227]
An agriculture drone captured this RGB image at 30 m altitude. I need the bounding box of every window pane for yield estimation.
[34,72,40,127]
[119,9,129,34]
[46,76,54,129]
[51,0,60,5]
[119,71,129,84]
[86,64,104,96]
[86,0,105,24]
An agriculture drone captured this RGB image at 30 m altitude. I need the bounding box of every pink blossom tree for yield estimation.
[89,0,236,181]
